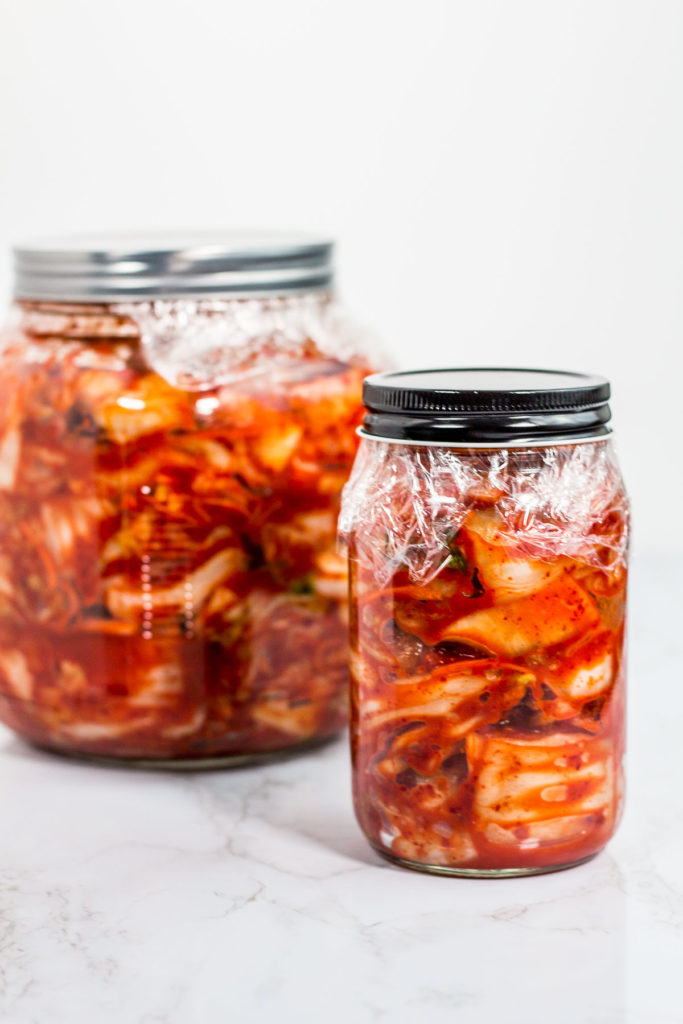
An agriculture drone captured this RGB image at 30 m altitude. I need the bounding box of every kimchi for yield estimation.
[342,369,629,875]
[0,276,371,762]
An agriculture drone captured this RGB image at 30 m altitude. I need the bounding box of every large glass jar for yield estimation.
[340,369,629,876]
[0,234,374,765]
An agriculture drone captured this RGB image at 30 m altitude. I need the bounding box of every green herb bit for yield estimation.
[447,542,468,573]
[289,575,315,595]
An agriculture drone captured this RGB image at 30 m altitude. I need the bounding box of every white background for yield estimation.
[0,0,681,553]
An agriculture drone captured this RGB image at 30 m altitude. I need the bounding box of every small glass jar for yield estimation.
[341,369,629,876]
[0,233,374,766]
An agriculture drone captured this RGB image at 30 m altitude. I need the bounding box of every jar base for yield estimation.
[374,846,599,878]
[27,733,338,771]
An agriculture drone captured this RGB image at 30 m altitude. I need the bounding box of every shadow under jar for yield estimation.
[340,369,629,876]
[0,233,374,766]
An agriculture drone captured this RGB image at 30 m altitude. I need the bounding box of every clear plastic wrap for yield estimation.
[340,438,629,587]
[343,435,629,875]
[113,295,378,390]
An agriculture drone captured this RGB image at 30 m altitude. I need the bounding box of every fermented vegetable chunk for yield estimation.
[440,577,600,656]
[468,733,615,847]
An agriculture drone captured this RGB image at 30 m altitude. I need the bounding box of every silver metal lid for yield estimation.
[12,232,334,301]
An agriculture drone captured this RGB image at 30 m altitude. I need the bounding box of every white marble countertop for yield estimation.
[0,554,681,1024]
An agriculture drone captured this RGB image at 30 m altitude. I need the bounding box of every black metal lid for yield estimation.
[361,368,612,444]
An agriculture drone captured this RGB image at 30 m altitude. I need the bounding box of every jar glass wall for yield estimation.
[0,235,373,765]
[342,370,629,876]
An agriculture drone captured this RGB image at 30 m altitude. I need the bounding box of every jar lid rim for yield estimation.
[357,426,613,448]
[12,231,334,301]
[361,368,613,443]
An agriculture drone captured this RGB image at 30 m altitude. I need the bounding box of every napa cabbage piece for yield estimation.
[98,373,195,443]
[462,509,565,602]
[105,548,247,620]
[549,631,615,701]
[361,660,532,738]
[0,649,33,700]
[468,732,615,843]
[439,576,600,656]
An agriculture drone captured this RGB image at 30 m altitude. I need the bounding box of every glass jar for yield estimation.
[0,233,374,766]
[340,369,629,876]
